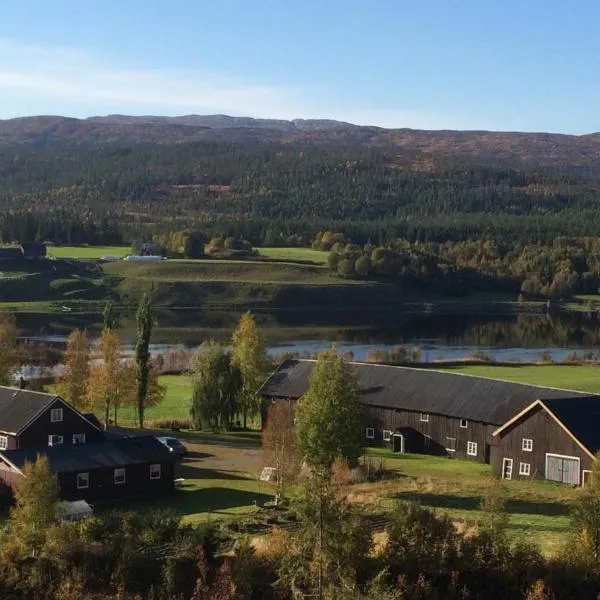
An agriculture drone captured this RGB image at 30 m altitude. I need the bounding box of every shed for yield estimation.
[19,242,47,259]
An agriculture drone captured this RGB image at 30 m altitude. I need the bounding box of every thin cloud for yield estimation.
[0,38,488,130]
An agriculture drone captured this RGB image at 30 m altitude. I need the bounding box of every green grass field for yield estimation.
[364,450,576,555]
[115,374,192,425]
[47,245,130,259]
[256,247,329,264]
[439,364,600,394]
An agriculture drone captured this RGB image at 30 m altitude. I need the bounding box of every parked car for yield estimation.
[156,436,187,459]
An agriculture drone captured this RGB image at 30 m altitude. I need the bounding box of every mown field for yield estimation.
[256,247,328,264]
[47,245,130,259]
[441,364,600,394]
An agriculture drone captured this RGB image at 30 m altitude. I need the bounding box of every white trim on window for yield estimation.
[519,462,531,476]
[72,433,86,444]
[466,441,478,456]
[445,436,456,452]
[365,427,375,440]
[382,430,392,442]
[48,434,64,446]
[460,419,468,429]
[583,469,593,487]
[424,434,431,449]
[149,464,161,480]
[50,408,63,423]
[420,413,429,423]
[522,438,533,452]
[114,468,126,485]
[0,436,8,451]
[76,472,89,489]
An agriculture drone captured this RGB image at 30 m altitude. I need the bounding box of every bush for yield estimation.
[146,418,192,430]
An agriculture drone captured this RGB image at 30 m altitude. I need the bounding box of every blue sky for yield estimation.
[0,0,598,133]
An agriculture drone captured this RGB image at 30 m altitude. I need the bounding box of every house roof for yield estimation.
[1,436,175,474]
[0,386,58,434]
[83,413,103,430]
[258,359,593,425]
[493,396,600,458]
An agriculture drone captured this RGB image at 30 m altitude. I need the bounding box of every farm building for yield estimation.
[492,396,600,486]
[0,436,176,502]
[0,386,176,501]
[258,359,597,469]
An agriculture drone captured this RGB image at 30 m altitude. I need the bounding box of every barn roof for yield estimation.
[0,387,58,434]
[258,359,592,425]
[1,436,175,473]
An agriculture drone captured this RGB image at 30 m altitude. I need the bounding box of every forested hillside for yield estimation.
[2,115,600,247]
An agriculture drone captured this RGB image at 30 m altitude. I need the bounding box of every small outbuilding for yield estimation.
[19,242,47,260]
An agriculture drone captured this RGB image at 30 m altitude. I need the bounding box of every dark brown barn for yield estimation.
[0,387,105,451]
[0,436,176,502]
[491,397,600,486]
[258,359,593,464]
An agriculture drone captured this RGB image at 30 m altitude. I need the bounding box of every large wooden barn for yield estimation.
[259,359,596,467]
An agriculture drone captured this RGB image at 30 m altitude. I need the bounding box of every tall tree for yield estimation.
[10,454,59,556]
[261,400,301,504]
[191,341,242,430]
[103,299,116,330]
[55,329,91,410]
[86,328,123,430]
[230,311,268,428]
[295,347,363,472]
[135,293,153,429]
[572,451,600,565]
[0,313,20,386]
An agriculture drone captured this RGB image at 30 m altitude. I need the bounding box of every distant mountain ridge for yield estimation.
[1,113,600,164]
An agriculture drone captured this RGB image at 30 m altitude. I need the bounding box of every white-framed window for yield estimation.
[467,441,478,456]
[519,462,531,476]
[460,419,468,429]
[149,464,162,480]
[445,437,456,452]
[382,430,392,442]
[48,434,64,446]
[72,433,86,444]
[365,427,375,440]
[0,436,8,451]
[420,413,429,423]
[50,408,63,423]
[522,438,533,452]
[76,472,89,489]
[114,468,126,485]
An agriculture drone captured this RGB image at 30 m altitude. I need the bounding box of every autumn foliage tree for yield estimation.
[56,329,91,410]
[261,400,301,503]
[86,328,127,429]
[0,312,20,386]
[231,311,268,428]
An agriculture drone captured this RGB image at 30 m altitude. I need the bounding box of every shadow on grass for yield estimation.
[394,491,570,517]
[177,464,250,481]
[186,451,215,460]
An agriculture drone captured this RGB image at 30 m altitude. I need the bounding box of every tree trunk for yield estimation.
[114,404,118,427]
[138,400,144,429]
[243,410,247,429]
[104,398,109,431]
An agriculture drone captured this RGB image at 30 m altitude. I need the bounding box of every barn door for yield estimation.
[545,454,580,485]
[392,434,405,453]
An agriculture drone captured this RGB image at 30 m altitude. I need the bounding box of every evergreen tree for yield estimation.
[135,293,153,429]
[295,347,363,471]
[103,299,116,330]
[230,311,268,428]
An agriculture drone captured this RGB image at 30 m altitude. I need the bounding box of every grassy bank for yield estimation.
[440,364,600,394]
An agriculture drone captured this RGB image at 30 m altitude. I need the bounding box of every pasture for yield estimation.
[440,363,600,394]
[256,246,328,264]
[47,245,130,259]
